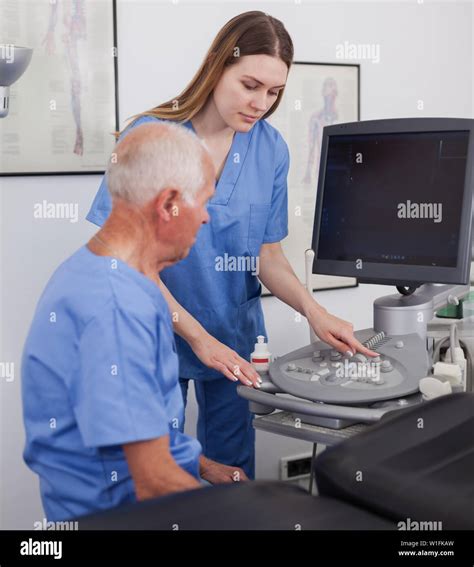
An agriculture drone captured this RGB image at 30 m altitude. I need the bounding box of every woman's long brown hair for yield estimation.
[117,11,293,138]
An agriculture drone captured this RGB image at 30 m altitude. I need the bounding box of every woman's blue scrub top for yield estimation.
[87,116,290,380]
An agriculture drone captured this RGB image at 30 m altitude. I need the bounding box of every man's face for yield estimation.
[212,54,288,132]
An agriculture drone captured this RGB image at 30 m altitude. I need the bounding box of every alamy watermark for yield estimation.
[0,43,14,63]
[336,41,380,64]
[215,253,259,276]
[335,359,380,382]
[34,518,78,530]
[398,518,443,531]
[397,200,442,223]
[20,538,62,560]
[33,200,79,223]
[0,361,15,382]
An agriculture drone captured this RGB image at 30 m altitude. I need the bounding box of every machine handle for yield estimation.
[238,385,390,423]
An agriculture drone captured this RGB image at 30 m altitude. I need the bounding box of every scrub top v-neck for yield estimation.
[186,120,249,204]
[86,115,290,381]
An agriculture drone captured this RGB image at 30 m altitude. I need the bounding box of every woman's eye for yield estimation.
[244,83,278,97]
[243,82,279,96]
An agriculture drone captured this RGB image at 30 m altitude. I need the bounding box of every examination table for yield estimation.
[78,393,474,530]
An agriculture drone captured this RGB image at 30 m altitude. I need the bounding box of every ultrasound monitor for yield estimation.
[311,118,474,286]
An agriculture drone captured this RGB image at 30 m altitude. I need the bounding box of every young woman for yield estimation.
[87,11,377,479]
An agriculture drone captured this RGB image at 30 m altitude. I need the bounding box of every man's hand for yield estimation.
[190,332,261,388]
[307,307,378,358]
[199,456,248,484]
[123,436,202,500]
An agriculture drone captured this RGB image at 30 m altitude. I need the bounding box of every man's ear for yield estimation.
[155,188,180,221]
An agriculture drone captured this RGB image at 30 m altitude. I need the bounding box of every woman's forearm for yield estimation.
[155,276,207,346]
[258,242,326,318]
[259,245,378,358]
[154,275,261,386]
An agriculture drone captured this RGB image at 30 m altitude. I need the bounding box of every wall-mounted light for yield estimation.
[0,45,33,118]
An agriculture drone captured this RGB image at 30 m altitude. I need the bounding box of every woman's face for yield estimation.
[212,54,288,132]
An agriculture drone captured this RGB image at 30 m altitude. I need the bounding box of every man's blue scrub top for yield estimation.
[22,246,202,521]
[87,116,290,381]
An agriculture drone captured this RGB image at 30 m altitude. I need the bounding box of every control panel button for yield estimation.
[317,368,330,377]
[330,350,342,360]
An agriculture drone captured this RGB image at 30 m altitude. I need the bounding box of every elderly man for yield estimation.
[21,122,247,522]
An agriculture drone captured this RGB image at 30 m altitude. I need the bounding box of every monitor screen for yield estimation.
[312,119,473,285]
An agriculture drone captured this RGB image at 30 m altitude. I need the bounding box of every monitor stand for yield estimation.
[373,283,470,340]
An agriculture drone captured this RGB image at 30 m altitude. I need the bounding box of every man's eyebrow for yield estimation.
[242,75,286,89]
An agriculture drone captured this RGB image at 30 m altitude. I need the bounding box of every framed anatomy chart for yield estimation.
[267,61,360,293]
[0,0,119,175]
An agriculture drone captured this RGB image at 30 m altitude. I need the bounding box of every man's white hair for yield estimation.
[106,121,207,206]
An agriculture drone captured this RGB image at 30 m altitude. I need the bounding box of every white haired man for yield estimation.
[22,122,247,522]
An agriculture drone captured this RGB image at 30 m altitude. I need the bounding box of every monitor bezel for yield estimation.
[311,118,474,286]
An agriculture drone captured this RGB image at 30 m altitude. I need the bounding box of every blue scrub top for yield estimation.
[87,116,290,380]
[22,245,202,521]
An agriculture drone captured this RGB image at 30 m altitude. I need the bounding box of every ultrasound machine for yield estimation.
[239,117,474,442]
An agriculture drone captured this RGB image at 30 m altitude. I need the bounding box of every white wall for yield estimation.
[0,0,472,529]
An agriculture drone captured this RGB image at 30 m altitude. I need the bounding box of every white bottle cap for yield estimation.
[254,335,268,354]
